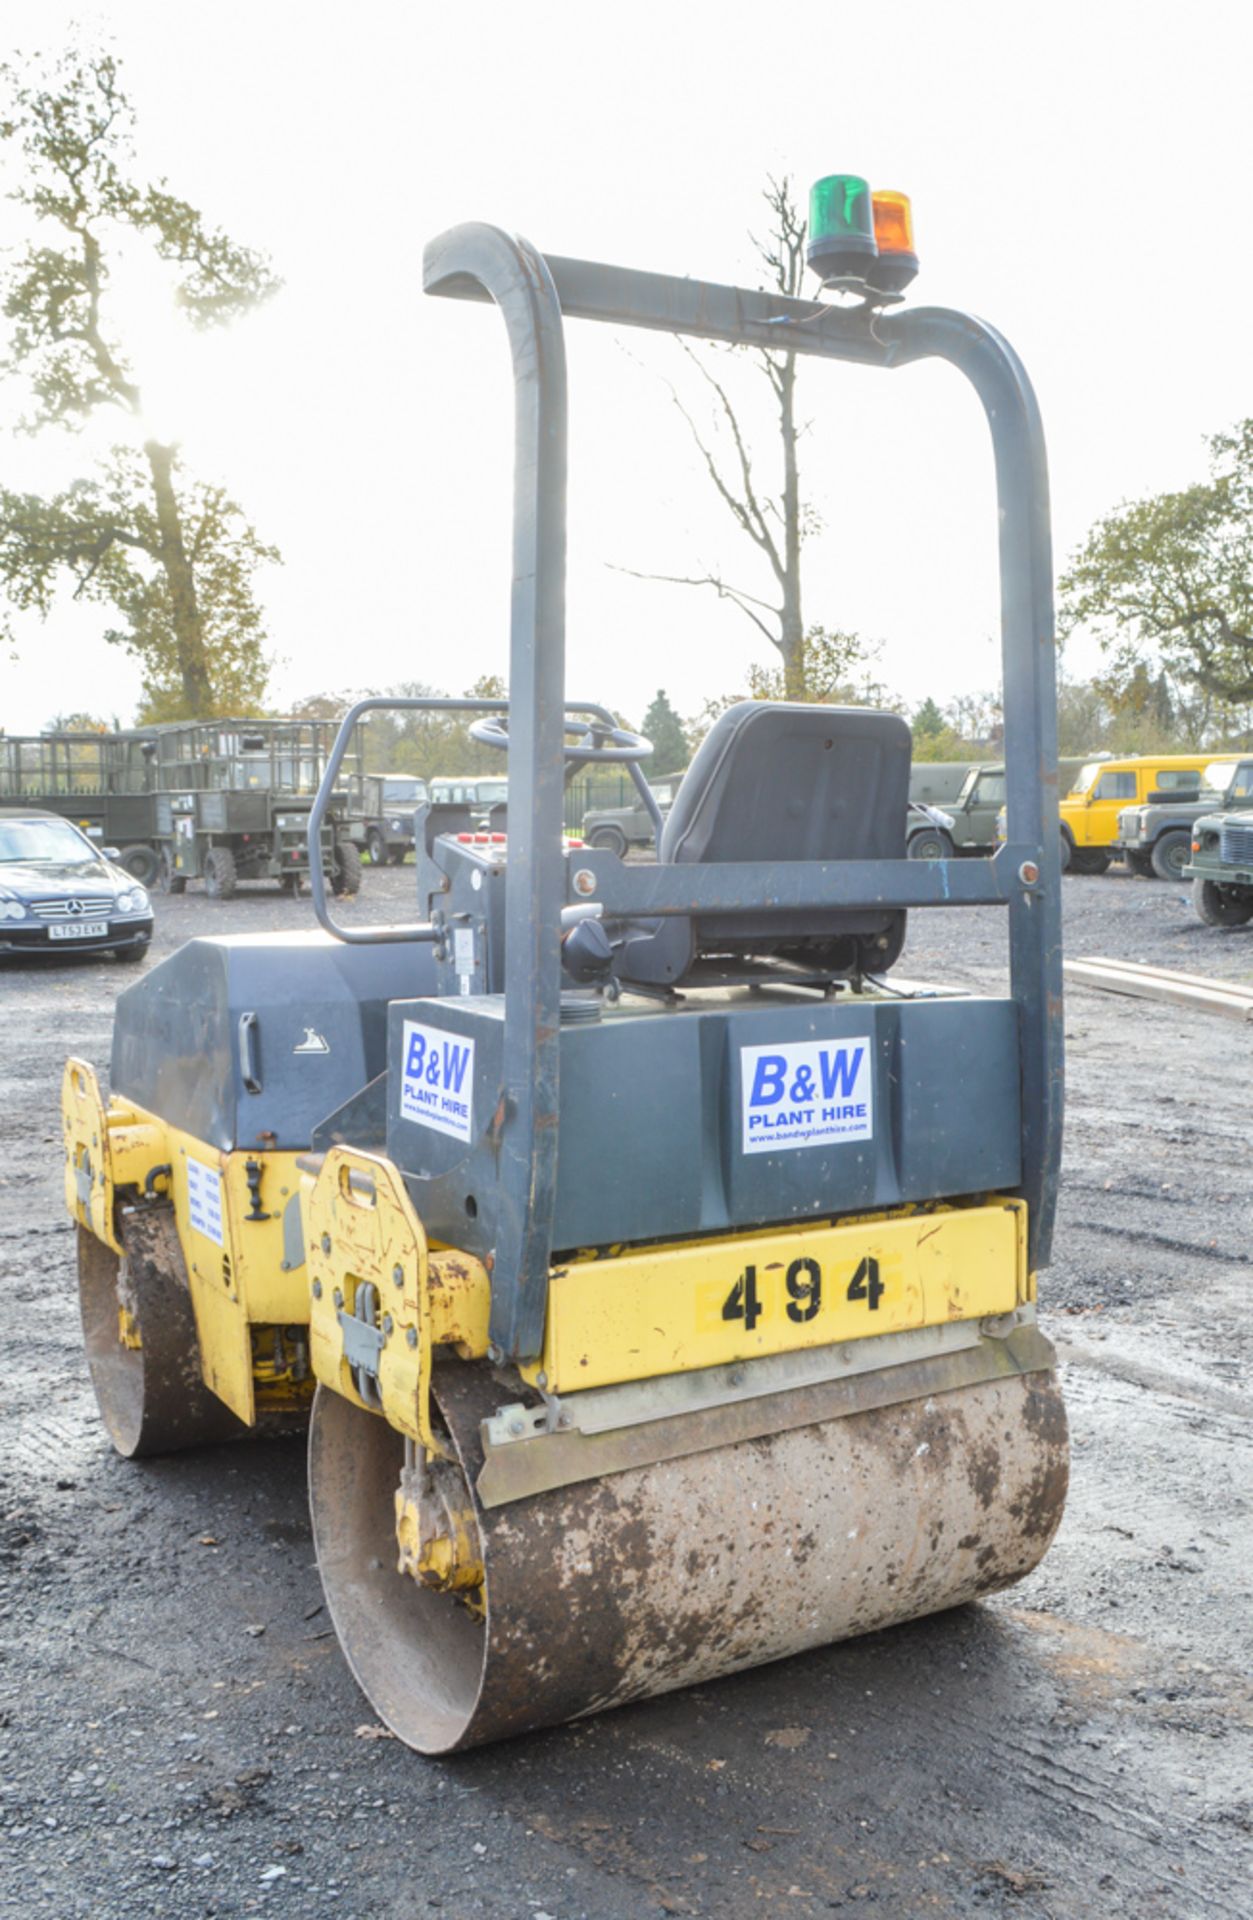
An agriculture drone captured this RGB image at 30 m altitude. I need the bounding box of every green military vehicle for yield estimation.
[1116,756,1253,881]
[0,731,163,881]
[152,719,362,899]
[581,772,683,854]
[906,763,1005,857]
[1183,806,1253,926]
[357,773,430,866]
[429,775,509,822]
[908,761,977,808]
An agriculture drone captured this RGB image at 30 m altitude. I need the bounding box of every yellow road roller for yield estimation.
[64,179,1068,1752]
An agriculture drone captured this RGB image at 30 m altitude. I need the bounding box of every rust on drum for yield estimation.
[308,1355,1069,1753]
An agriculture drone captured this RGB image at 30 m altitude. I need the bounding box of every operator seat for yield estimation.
[616,701,910,987]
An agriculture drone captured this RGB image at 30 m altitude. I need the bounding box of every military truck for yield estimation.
[428,775,509,821]
[0,731,162,882]
[151,720,362,899]
[908,761,977,808]
[1183,810,1253,926]
[905,763,1004,856]
[1117,756,1253,880]
[581,772,683,854]
[356,773,430,866]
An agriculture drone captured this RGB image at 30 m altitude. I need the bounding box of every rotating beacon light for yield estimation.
[867,191,918,294]
[807,174,877,284]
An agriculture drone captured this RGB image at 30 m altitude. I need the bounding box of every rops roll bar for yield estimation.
[309,220,1062,1364]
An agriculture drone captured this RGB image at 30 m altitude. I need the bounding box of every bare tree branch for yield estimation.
[610,561,781,643]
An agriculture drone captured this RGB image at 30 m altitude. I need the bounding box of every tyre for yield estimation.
[367,828,387,866]
[1192,878,1253,927]
[1059,832,1073,873]
[118,843,159,885]
[907,827,954,861]
[112,942,149,965]
[1150,830,1192,883]
[157,848,186,895]
[204,845,238,900]
[588,825,629,857]
[1124,849,1154,878]
[388,846,408,865]
[1070,847,1112,875]
[331,839,363,897]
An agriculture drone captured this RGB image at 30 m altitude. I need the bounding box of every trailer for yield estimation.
[150,719,364,897]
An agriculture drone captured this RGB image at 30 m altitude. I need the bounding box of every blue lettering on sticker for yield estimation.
[441,1041,471,1095]
[750,1055,788,1106]
[819,1045,865,1100]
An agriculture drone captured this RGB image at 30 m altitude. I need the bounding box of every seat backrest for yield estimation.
[624,701,910,983]
[662,700,910,867]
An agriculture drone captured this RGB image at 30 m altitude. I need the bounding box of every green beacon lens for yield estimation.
[807,174,877,284]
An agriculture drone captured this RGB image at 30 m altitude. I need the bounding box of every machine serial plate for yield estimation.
[532,1200,1028,1393]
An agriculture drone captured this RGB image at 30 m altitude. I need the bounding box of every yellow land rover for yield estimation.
[1059,754,1211,873]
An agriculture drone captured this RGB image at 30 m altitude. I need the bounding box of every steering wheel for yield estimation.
[468,713,653,765]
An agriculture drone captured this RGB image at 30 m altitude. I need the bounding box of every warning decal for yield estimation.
[740,1036,874,1155]
[399,1019,476,1144]
[186,1156,225,1245]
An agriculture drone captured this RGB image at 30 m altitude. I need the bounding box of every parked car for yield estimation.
[1059,754,1213,873]
[357,773,430,866]
[909,759,1091,860]
[1183,812,1253,926]
[0,810,154,962]
[581,774,683,855]
[1117,756,1253,880]
[907,762,978,809]
[428,776,509,829]
[903,802,958,858]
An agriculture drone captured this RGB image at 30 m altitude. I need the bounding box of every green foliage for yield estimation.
[690,628,897,745]
[908,695,964,759]
[292,681,518,780]
[638,689,688,774]
[0,47,280,714]
[906,688,1001,761]
[42,709,118,731]
[910,725,968,762]
[0,445,277,718]
[1059,419,1253,705]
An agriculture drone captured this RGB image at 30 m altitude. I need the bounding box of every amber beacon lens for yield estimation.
[868,191,919,293]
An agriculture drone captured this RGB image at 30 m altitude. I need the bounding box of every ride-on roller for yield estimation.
[64,179,1068,1753]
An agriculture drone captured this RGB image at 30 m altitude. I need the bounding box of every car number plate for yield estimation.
[48,921,109,940]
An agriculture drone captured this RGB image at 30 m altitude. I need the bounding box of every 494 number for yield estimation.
[721,1255,885,1333]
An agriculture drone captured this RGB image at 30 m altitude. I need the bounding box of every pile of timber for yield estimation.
[1063,956,1253,1023]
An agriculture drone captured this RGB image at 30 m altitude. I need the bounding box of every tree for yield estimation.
[623,177,865,700]
[689,631,897,748]
[1059,420,1253,706]
[291,678,514,780]
[638,689,688,774]
[0,48,280,718]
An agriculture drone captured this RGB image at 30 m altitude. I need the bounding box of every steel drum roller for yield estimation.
[309,1361,1068,1753]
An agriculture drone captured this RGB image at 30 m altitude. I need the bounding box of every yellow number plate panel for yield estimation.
[534,1201,1028,1393]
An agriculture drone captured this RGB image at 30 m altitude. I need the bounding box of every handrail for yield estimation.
[307,693,650,944]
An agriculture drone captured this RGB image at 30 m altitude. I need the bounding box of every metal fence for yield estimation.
[562,771,636,835]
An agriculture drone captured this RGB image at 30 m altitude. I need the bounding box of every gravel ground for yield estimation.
[1,864,1251,1920]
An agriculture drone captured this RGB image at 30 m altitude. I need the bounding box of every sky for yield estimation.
[3,0,1253,735]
